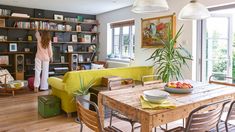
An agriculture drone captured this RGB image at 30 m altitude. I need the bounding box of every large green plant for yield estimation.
[73,75,96,96]
[147,25,192,82]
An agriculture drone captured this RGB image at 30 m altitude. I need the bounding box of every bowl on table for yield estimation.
[143,89,170,103]
[164,81,193,94]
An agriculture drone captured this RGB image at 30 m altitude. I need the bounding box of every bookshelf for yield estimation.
[0,5,99,79]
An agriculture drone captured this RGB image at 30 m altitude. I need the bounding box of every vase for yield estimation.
[76,93,91,109]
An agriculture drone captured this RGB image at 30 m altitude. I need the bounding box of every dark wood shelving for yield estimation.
[0,27,99,34]
[0,64,12,67]
[65,52,95,54]
[0,52,33,54]
[77,61,93,64]
[0,41,36,43]
[0,41,97,45]
[25,62,69,66]
[0,15,99,25]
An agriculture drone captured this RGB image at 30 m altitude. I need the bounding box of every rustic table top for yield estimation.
[98,80,235,132]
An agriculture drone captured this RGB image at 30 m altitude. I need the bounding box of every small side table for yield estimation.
[0,80,28,96]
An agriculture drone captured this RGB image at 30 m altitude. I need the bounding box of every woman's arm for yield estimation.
[35,30,41,40]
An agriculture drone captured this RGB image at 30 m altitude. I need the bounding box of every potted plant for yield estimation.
[73,75,96,109]
[147,25,192,82]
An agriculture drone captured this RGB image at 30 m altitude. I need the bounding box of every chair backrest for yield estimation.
[141,75,162,86]
[209,75,235,86]
[185,99,230,132]
[76,97,103,132]
[225,101,235,122]
[108,78,134,91]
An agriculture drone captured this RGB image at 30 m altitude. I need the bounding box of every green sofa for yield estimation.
[48,66,153,115]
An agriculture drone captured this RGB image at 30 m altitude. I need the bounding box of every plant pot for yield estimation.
[76,93,91,109]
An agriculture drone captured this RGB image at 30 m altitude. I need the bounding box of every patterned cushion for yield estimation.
[0,69,14,84]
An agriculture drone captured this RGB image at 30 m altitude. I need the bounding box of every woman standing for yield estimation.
[34,30,53,92]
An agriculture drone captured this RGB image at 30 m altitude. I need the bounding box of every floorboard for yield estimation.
[0,89,182,132]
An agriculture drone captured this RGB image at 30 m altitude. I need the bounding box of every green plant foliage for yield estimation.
[73,75,96,96]
[147,25,192,82]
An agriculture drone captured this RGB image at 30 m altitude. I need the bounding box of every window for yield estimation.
[108,20,135,60]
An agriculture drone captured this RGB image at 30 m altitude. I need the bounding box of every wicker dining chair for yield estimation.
[108,78,138,132]
[166,99,230,132]
[76,96,122,132]
[141,75,162,86]
[209,75,235,132]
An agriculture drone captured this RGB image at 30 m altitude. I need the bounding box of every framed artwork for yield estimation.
[84,35,91,43]
[67,45,73,52]
[141,13,176,48]
[0,56,9,65]
[71,35,78,42]
[54,14,64,20]
[9,43,17,51]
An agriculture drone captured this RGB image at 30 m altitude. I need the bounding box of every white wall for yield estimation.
[97,0,235,80]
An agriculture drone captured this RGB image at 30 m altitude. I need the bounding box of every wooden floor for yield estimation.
[0,90,182,132]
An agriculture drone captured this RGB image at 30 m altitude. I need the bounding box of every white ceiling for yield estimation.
[0,0,134,15]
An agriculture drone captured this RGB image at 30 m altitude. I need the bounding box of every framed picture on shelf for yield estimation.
[0,56,9,65]
[54,14,64,20]
[61,56,65,63]
[141,13,176,48]
[71,35,78,42]
[78,55,84,62]
[84,35,91,43]
[9,43,17,52]
[0,19,5,27]
[67,45,73,52]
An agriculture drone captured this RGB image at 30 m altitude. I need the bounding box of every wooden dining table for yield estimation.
[98,80,235,132]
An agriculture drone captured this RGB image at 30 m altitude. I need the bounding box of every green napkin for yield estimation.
[140,95,176,109]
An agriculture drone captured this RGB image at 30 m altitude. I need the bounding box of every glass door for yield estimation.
[201,15,233,82]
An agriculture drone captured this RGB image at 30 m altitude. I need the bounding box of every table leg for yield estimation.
[141,114,152,132]
[12,90,15,96]
[98,94,104,128]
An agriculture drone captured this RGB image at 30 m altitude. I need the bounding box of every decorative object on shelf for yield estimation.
[67,45,73,52]
[84,35,91,43]
[0,8,11,16]
[76,25,81,32]
[91,36,96,43]
[11,13,30,18]
[88,45,96,52]
[27,35,33,41]
[0,56,9,65]
[65,24,72,31]
[57,24,65,30]
[91,25,98,32]
[64,17,78,23]
[179,0,210,20]
[141,13,176,48]
[9,43,17,52]
[53,36,58,42]
[78,55,84,62]
[54,14,64,20]
[24,48,30,52]
[147,25,192,82]
[84,19,97,23]
[0,19,5,27]
[61,56,65,63]
[77,16,83,22]
[17,37,23,41]
[131,0,169,13]
[34,9,44,18]
[0,35,7,41]
[71,35,78,42]
[86,58,90,62]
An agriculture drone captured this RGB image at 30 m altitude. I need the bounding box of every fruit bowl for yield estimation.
[164,82,193,94]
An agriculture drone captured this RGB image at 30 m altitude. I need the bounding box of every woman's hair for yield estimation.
[41,31,51,49]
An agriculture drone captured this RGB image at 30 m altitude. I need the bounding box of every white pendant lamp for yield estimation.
[131,0,169,13]
[178,0,210,20]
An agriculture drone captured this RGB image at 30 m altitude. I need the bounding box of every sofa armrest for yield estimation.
[48,77,65,91]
